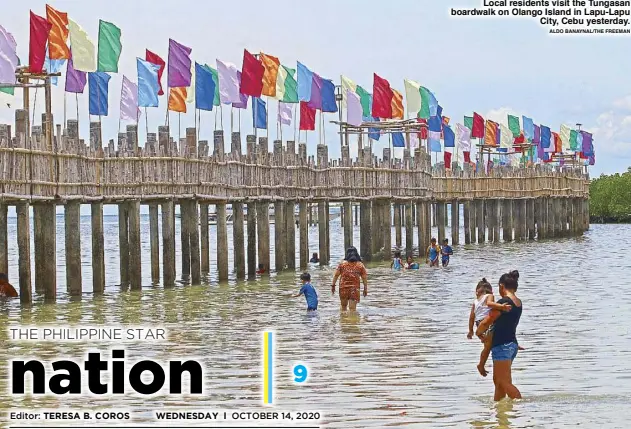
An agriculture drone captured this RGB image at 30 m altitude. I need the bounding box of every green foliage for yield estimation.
[590,167,631,223]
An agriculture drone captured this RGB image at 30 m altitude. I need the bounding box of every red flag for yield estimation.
[514,132,525,144]
[146,50,166,95]
[299,101,315,131]
[417,118,428,140]
[372,73,393,119]
[463,151,471,163]
[579,151,588,160]
[444,151,452,167]
[471,112,485,138]
[553,132,562,152]
[29,11,52,73]
[240,49,264,97]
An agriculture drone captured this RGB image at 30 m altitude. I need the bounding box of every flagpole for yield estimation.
[230,106,234,134]
[293,104,297,142]
[145,107,149,142]
[277,101,280,141]
[75,93,79,138]
[63,92,67,134]
[254,96,258,140]
[195,107,198,141]
[238,108,241,133]
[178,112,181,152]
[214,108,218,131]
[219,103,224,130]
[266,96,269,139]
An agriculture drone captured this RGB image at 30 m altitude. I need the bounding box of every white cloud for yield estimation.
[613,95,631,111]
[484,107,521,127]
[588,108,631,158]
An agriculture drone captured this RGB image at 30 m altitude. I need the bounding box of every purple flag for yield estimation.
[120,75,139,122]
[533,124,540,144]
[232,71,249,109]
[278,102,292,125]
[346,90,362,126]
[167,39,192,87]
[537,139,545,160]
[307,73,322,110]
[0,25,19,84]
[65,56,87,93]
[581,131,593,156]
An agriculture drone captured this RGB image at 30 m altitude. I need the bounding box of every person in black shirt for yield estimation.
[476,270,522,401]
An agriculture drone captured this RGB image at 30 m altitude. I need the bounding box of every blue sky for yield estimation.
[1,0,630,180]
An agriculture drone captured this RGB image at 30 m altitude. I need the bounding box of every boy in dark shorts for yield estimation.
[441,238,453,267]
[293,272,318,311]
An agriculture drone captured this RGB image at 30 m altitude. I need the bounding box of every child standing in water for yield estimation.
[441,238,453,267]
[426,238,441,267]
[293,272,318,312]
[391,251,403,270]
[467,278,512,376]
[405,256,419,270]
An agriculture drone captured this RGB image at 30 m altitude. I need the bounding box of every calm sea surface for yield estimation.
[0,215,630,429]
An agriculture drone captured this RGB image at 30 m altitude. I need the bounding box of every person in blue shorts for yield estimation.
[391,251,403,270]
[293,272,318,311]
[426,238,441,267]
[441,238,453,267]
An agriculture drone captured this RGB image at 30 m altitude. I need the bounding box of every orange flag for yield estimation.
[46,5,70,60]
[391,89,404,119]
[260,53,280,97]
[168,87,187,113]
[484,120,498,147]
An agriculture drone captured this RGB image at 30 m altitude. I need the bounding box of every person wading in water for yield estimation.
[331,247,368,312]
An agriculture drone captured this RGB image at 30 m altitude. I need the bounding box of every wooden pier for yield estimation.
[0,77,590,304]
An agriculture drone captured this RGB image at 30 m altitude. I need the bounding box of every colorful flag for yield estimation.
[581,131,593,156]
[299,101,315,130]
[0,25,19,84]
[540,125,551,149]
[297,62,313,102]
[120,75,138,121]
[46,5,70,60]
[508,115,520,137]
[534,124,541,144]
[240,49,264,97]
[417,117,428,140]
[499,124,513,148]
[260,53,280,97]
[419,87,438,119]
[276,65,297,103]
[341,75,357,107]
[570,129,578,151]
[484,120,498,146]
[232,71,248,109]
[88,72,110,116]
[195,62,215,111]
[552,132,562,153]
[321,78,337,113]
[68,19,96,72]
[560,124,572,151]
[43,52,64,85]
[444,151,452,167]
[145,50,165,95]
[137,58,160,108]
[65,56,86,93]
[471,112,484,138]
[428,115,442,132]
[216,59,240,104]
[522,116,534,141]
[356,85,371,117]
[391,89,404,119]
[463,151,471,163]
[29,11,52,73]
[392,132,405,148]
[429,130,442,152]
[367,116,381,141]
[278,101,292,125]
[207,65,220,106]
[168,86,187,113]
[346,90,362,126]
[253,97,267,129]
[443,125,455,148]
[372,73,393,119]
[404,79,421,114]
[410,132,419,149]
[464,115,473,130]
[308,73,323,110]
[97,20,122,72]
[167,39,192,87]
[456,123,471,151]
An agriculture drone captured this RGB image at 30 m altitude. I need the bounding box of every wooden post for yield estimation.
[217,203,229,281]
[437,202,446,243]
[16,202,31,305]
[180,201,191,281]
[188,201,201,285]
[343,200,353,251]
[514,199,524,241]
[318,201,326,266]
[256,201,270,274]
[383,201,392,260]
[360,201,372,262]
[149,204,161,283]
[471,198,478,243]
[233,202,246,279]
[546,198,554,238]
[417,201,426,256]
[527,199,536,240]
[371,200,382,259]
[200,203,210,274]
[161,200,176,287]
[451,200,460,245]
[274,201,285,271]
[128,200,142,290]
[488,200,498,243]
[299,200,308,269]
[325,201,330,264]
[91,203,105,294]
[247,202,257,278]
[463,201,471,244]
[405,202,413,258]
[118,203,130,287]
[33,205,44,293]
[354,204,358,226]
[502,199,513,242]
[476,199,485,243]
[0,203,7,277]
[285,201,296,270]
[394,203,402,248]
[536,198,546,240]
[64,202,82,296]
[550,198,559,238]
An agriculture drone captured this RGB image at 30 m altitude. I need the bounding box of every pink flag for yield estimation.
[346,90,362,126]
[216,59,240,104]
[0,25,19,84]
[120,75,139,122]
[278,102,292,126]
[167,39,192,87]
[232,71,249,109]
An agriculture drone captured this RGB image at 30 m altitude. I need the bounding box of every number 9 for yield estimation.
[293,364,308,383]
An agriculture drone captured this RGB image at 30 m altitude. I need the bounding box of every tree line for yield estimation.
[589,168,631,223]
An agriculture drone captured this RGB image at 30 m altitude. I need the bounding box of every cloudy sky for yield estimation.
[1,0,629,178]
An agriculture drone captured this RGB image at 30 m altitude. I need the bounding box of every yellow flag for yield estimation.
[68,19,96,72]
[560,124,572,151]
[404,79,421,114]
[341,75,357,108]
[186,62,195,104]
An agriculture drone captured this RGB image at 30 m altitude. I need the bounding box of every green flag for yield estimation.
[0,87,14,96]
[508,115,520,137]
[418,87,431,119]
[207,65,220,106]
[569,129,578,151]
[281,65,298,103]
[464,116,473,130]
[356,85,371,117]
[97,20,122,72]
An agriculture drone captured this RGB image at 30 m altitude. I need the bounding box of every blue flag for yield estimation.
[195,62,215,111]
[297,62,313,102]
[253,97,267,129]
[392,132,405,147]
[321,78,337,113]
[443,125,455,148]
[436,104,443,118]
[540,125,551,148]
[429,133,442,152]
[428,115,442,132]
[88,72,111,116]
[137,58,160,108]
[522,116,534,141]
[428,90,438,117]
[364,116,381,140]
